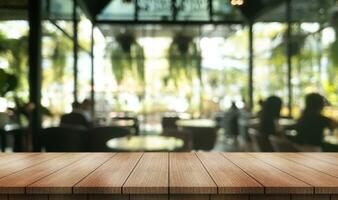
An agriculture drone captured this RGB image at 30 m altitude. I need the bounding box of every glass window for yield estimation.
[138,0,172,21]
[42,21,74,126]
[176,0,209,21]
[0,21,29,107]
[97,0,135,21]
[212,0,244,21]
[253,23,287,114]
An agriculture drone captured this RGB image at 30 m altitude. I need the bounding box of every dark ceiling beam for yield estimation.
[0,5,27,9]
[94,19,245,25]
[236,0,286,21]
[77,0,111,21]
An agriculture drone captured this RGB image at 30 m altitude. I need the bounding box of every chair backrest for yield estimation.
[248,128,274,152]
[87,126,131,152]
[41,126,88,152]
[269,135,299,152]
[161,116,180,130]
[60,112,90,128]
[111,117,139,135]
[190,127,217,151]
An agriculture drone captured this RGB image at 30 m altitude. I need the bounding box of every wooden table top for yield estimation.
[0,153,338,199]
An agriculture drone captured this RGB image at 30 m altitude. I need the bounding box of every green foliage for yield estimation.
[0,69,18,97]
[49,33,72,82]
[110,34,145,86]
[44,30,73,83]
[327,32,338,103]
[0,32,28,95]
[167,35,202,87]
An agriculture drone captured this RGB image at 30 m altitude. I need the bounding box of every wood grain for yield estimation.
[249,195,290,200]
[223,153,312,194]
[0,153,337,199]
[278,153,338,178]
[48,195,87,200]
[87,194,129,200]
[0,153,39,166]
[291,194,330,200]
[169,153,217,194]
[74,153,142,194]
[197,152,263,194]
[0,153,88,194]
[301,153,338,166]
[123,153,168,194]
[210,194,249,200]
[170,195,209,200]
[27,153,113,194]
[0,153,62,178]
[129,194,168,200]
[252,153,338,194]
[0,195,7,200]
[8,195,48,200]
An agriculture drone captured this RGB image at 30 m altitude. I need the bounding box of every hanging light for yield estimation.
[230,0,244,6]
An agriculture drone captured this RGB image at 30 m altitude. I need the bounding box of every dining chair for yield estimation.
[87,126,131,152]
[40,126,88,152]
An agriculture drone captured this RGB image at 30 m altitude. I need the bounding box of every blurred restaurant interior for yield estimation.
[0,0,337,153]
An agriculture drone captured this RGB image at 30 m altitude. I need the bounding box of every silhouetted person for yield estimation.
[259,96,283,135]
[255,98,264,117]
[81,99,93,121]
[224,102,240,138]
[295,93,337,146]
[60,102,91,128]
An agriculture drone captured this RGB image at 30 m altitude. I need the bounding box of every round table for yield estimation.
[110,119,135,127]
[106,135,184,152]
[176,119,216,128]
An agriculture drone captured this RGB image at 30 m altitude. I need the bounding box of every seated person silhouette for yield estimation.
[60,102,91,129]
[295,93,337,147]
[223,102,240,141]
[259,96,283,136]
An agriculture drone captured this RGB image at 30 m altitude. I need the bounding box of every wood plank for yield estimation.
[0,153,62,179]
[301,153,338,166]
[130,195,168,200]
[197,152,263,194]
[0,154,43,167]
[332,195,338,200]
[210,195,249,200]
[8,195,48,200]
[252,153,338,194]
[170,195,209,200]
[0,153,88,194]
[123,153,168,194]
[0,194,7,200]
[291,194,330,200]
[169,153,217,194]
[223,153,311,194]
[75,153,142,194]
[249,195,290,200]
[88,195,129,200]
[278,153,338,178]
[27,153,113,194]
[48,195,87,200]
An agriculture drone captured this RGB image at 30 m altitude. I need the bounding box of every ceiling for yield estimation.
[0,0,336,38]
